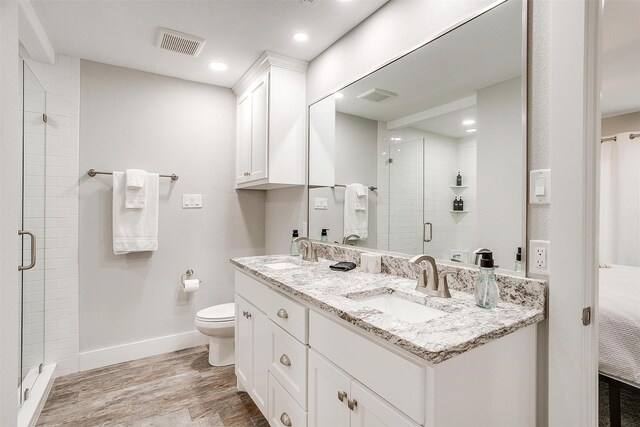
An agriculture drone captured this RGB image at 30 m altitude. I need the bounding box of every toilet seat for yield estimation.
[196,303,235,322]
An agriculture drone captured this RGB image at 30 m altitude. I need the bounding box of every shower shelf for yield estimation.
[449,185,468,190]
[449,210,469,213]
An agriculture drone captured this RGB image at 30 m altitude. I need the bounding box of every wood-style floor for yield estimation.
[36,346,268,427]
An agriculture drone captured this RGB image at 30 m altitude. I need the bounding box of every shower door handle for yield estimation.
[18,230,36,271]
[423,223,432,243]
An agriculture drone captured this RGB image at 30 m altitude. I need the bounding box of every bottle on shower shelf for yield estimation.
[456,171,463,186]
[458,197,464,211]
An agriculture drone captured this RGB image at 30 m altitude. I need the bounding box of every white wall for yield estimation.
[23,53,81,377]
[78,61,265,364]
[476,77,523,268]
[0,0,22,423]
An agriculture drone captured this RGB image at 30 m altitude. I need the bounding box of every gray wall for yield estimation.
[79,60,265,352]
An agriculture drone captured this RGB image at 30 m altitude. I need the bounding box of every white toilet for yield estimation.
[195,303,235,366]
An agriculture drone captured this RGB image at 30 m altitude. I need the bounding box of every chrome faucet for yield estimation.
[293,237,318,262]
[409,254,453,298]
[342,234,360,245]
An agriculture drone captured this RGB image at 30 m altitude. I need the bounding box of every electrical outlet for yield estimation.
[529,240,550,275]
[314,197,328,210]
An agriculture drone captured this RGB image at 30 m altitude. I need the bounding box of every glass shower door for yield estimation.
[19,60,46,405]
[387,138,425,254]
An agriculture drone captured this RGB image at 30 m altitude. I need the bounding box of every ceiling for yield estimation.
[411,106,477,138]
[601,0,640,117]
[333,0,521,123]
[30,0,387,88]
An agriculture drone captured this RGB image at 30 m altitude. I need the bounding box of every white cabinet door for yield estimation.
[308,349,351,427]
[249,72,269,181]
[235,295,254,391]
[236,92,252,184]
[251,308,271,417]
[349,381,419,427]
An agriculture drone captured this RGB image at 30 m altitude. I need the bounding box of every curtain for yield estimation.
[600,131,640,266]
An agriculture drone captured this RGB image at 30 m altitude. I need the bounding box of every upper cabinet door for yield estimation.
[236,92,252,184]
[308,349,351,427]
[249,73,269,181]
[349,380,420,427]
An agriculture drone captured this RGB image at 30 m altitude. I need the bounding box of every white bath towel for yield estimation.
[344,183,368,240]
[113,171,159,254]
[125,169,147,209]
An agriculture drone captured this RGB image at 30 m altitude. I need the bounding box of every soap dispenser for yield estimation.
[321,229,329,242]
[290,230,300,256]
[514,247,522,272]
[456,171,463,186]
[475,252,500,309]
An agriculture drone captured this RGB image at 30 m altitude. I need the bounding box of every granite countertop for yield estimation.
[230,255,545,364]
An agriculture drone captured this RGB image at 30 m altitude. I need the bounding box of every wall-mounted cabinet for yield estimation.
[233,51,307,190]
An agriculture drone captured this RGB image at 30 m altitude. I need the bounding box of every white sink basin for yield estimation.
[351,294,446,323]
[264,262,299,271]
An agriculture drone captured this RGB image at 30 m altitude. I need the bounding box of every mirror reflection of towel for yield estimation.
[344,184,368,239]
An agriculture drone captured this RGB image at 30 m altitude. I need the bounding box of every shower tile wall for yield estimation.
[23,54,80,376]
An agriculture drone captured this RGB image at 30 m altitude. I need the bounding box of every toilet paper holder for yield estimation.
[181,269,201,286]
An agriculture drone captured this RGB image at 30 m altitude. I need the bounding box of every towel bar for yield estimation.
[87,169,179,181]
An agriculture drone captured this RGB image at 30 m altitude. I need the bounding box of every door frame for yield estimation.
[547,0,600,425]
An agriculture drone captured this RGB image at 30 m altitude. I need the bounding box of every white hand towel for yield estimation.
[125,169,147,209]
[344,183,368,240]
[113,171,159,254]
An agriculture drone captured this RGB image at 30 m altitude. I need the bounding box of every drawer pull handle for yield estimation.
[338,390,347,402]
[277,308,289,319]
[280,412,292,426]
[279,354,291,367]
[348,398,358,411]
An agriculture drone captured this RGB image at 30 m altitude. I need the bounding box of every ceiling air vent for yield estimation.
[357,88,398,103]
[155,28,205,57]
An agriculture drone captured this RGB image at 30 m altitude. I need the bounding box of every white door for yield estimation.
[249,73,269,181]
[236,92,252,184]
[251,309,271,417]
[349,381,419,427]
[308,349,351,427]
[235,296,254,391]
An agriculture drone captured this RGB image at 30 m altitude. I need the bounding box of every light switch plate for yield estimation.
[314,197,328,210]
[529,169,551,204]
[182,194,202,209]
[529,239,550,275]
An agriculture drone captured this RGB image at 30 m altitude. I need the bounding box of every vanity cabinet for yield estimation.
[233,51,307,190]
[235,268,537,427]
[235,295,270,417]
[308,350,419,427]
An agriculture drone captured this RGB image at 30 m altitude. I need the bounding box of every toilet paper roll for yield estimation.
[182,279,200,293]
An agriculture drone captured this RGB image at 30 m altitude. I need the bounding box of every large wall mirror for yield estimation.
[307,0,526,273]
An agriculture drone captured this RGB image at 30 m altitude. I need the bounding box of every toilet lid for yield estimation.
[196,303,235,322]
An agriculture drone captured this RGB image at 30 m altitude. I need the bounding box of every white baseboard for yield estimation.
[79,330,208,371]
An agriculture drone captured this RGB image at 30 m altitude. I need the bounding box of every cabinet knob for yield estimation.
[279,354,291,367]
[348,398,358,411]
[246,311,252,319]
[277,308,289,319]
[280,412,292,426]
[242,310,247,318]
[337,390,347,402]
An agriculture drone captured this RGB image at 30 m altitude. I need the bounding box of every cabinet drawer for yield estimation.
[270,323,308,409]
[309,311,425,425]
[235,269,308,344]
[269,373,307,427]
[267,287,308,344]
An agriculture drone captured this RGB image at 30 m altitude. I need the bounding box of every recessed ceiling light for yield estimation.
[466,128,477,133]
[208,62,228,71]
[292,32,309,42]
[462,119,475,126]
[334,92,344,99]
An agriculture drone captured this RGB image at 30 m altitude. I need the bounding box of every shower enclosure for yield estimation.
[18,59,47,406]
